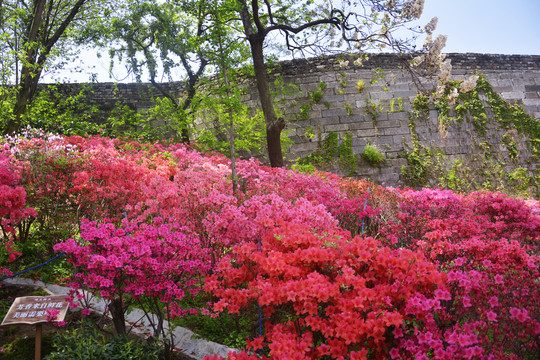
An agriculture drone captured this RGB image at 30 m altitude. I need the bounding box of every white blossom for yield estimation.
[460,75,480,93]
[447,87,459,105]
[434,85,446,99]
[412,0,425,18]
[353,58,363,66]
[425,17,438,35]
[438,59,452,83]
[339,60,349,68]
[423,34,432,49]
[412,55,424,67]
[404,0,425,19]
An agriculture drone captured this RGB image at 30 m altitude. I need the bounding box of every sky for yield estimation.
[43,0,540,83]
[418,0,540,55]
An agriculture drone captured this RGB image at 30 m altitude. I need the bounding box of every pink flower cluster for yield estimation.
[0,150,36,273]
[1,133,538,359]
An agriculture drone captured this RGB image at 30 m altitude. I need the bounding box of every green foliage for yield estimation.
[45,322,164,360]
[271,75,302,105]
[507,168,535,194]
[0,85,102,136]
[344,103,353,116]
[411,94,430,121]
[361,144,385,167]
[437,159,472,192]
[388,97,404,113]
[297,131,357,175]
[502,133,518,161]
[365,98,379,121]
[1,334,55,360]
[322,131,339,160]
[339,72,347,88]
[310,90,323,104]
[401,76,539,197]
[298,104,312,120]
[304,125,315,140]
[296,79,328,120]
[174,293,254,350]
[401,98,439,188]
[1,0,114,133]
[339,132,357,173]
[476,75,540,157]
[356,80,366,93]
[397,97,404,112]
[195,103,267,159]
[291,162,317,173]
[370,67,385,85]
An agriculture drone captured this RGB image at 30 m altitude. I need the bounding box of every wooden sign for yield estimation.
[1,295,69,326]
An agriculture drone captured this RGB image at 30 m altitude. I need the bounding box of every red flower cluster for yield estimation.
[1,132,537,359]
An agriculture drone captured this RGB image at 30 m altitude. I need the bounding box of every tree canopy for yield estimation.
[0,0,111,134]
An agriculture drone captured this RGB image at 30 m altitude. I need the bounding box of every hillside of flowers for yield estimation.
[1,129,539,359]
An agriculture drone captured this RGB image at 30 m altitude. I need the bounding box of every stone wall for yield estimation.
[48,53,540,188]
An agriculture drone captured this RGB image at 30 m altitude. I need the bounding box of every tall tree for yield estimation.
[1,0,108,134]
[98,0,248,143]
[235,0,427,167]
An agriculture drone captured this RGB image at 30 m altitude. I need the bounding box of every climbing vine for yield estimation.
[296,131,358,175]
[401,75,539,198]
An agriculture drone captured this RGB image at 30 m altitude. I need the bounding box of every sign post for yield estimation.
[35,323,42,359]
[1,295,69,360]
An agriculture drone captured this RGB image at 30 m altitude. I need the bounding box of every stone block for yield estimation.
[501,91,524,100]
[352,137,369,148]
[381,127,410,136]
[322,94,346,103]
[322,108,348,117]
[312,116,341,126]
[377,120,402,129]
[349,120,376,130]
[340,115,364,124]
[355,129,377,137]
[324,124,350,132]
[370,91,395,100]
[523,98,540,106]
[387,111,410,121]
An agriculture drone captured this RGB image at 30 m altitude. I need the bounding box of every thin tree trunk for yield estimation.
[4,0,87,134]
[248,38,285,167]
[109,298,126,334]
[5,0,46,134]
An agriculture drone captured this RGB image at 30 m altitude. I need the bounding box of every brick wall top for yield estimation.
[276,53,540,75]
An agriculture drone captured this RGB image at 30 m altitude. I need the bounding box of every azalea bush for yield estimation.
[0,147,37,278]
[0,130,538,359]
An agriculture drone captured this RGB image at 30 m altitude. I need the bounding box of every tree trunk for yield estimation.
[109,298,126,334]
[248,37,285,167]
[6,73,40,134]
[4,0,47,135]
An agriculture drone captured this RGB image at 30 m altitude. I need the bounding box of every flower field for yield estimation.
[1,130,539,359]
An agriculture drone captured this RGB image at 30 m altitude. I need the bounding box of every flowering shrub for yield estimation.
[375,188,540,359]
[205,222,445,359]
[0,149,36,275]
[1,132,538,359]
[54,217,210,339]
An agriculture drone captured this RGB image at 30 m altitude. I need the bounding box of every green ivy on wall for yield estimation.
[401,75,539,198]
[296,131,357,175]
